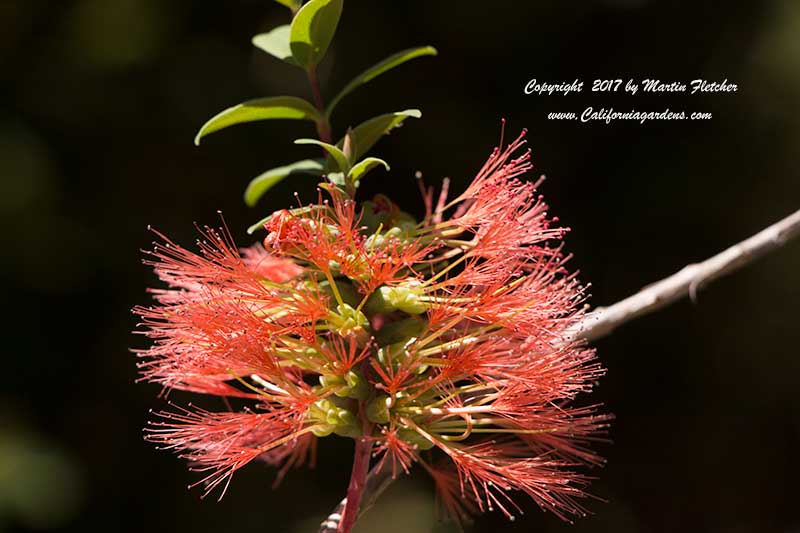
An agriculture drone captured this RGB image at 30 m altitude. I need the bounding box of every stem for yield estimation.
[308,67,333,143]
[337,436,373,533]
[319,463,394,533]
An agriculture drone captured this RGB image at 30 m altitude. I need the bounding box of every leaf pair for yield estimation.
[243,110,419,206]
[296,139,389,191]
[193,43,434,147]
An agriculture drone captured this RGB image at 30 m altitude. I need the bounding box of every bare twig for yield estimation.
[319,208,800,532]
[570,208,800,343]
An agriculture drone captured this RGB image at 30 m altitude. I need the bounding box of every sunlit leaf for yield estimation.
[272,0,301,11]
[290,0,343,68]
[294,138,350,173]
[327,171,345,187]
[347,157,390,185]
[244,159,325,207]
[340,109,422,160]
[326,47,437,116]
[252,25,298,66]
[195,96,321,145]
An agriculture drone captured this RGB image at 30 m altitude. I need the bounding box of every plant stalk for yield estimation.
[308,67,333,143]
[337,436,373,533]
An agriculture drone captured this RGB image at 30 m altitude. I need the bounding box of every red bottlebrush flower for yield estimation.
[134,129,608,525]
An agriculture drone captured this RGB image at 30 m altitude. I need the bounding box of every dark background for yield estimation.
[1,1,799,532]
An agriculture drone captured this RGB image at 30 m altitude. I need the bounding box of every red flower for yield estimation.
[134,130,608,523]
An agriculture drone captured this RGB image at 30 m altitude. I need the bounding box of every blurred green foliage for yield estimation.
[0,417,83,531]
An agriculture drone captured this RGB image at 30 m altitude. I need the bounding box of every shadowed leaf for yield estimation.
[348,157,390,186]
[244,159,325,207]
[327,47,438,116]
[252,25,298,66]
[340,110,422,160]
[295,139,350,173]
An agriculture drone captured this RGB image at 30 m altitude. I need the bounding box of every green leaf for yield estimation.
[290,0,343,68]
[341,109,422,160]
[326,47,438,116]
[195,96,321,145]
[252,25,298,66]
[326,171,345,187]
[347,157,390,185]
[247,215,274,235]
[294,139,350,173]
[244,159,325,207]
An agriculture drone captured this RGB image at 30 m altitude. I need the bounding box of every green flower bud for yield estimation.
[398,428,435,450]
[325,408,341,425]
[376,338,419,372]
[319,374,345,389]
[324,370,368,400]
[329,303,369,337]
[308,399,336,436]
[343,370,369,400]
[374,316,426,346]
[332,408,361,438]
[311,425,335,437]
[307,399,361,439]
[366,395,392,424]
[377,341,409,367]
[366,282,427,315]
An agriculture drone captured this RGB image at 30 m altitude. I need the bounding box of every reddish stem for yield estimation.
[307,67,333,143]
[337,435,373,533]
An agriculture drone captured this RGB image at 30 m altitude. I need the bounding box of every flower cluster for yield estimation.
[134,131,608,524]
